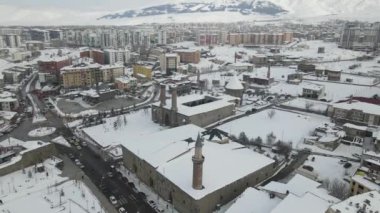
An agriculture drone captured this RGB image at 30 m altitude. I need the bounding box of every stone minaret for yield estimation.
[160,84,166,107]
[192,133,205,190]
[197,70,200,86]
[160,84,166,125]
[267,63,271,79]
[171,85,178,127]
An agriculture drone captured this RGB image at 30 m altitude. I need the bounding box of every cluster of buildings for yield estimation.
[340,22,380,51]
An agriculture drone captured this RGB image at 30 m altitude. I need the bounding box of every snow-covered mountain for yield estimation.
[99,0,287,20]
[99,0,380,22]
[0,0,379,25]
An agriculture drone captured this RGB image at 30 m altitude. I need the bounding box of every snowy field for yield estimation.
[82,109,165,147]
[282,40,365,62]
[301,155,360,181]
[0,157,102,213]
[28,127,56,137]
[218,109,330,147]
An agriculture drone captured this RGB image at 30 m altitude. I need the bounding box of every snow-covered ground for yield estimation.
[282,40,365,62]
[28,127,56,137]
[218,109,330,147]
[301,155,359,181]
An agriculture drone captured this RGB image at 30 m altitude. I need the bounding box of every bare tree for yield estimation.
[324,178,351,200]
[238,132,249,144]
[266,132,276,145]
[275,141,292,158]
[305,101,314,112]
[267,109,276,119]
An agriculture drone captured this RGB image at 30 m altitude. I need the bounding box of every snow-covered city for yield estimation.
[1,0,380,213]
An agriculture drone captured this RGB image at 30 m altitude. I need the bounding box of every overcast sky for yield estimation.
[0,0,171,11]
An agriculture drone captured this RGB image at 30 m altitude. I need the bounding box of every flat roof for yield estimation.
[270,193,330,213]
[332,101,380,116]
[225,188,281,213]
[329,191,380,213]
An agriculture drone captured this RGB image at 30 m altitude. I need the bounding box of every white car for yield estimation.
[74,159,81,166]
[119,207,126,213]
[110,195,118,205]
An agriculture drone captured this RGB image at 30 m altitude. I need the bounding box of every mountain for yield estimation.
[99,0,380,22]
[99,0,287,20]
[0,0,379,25]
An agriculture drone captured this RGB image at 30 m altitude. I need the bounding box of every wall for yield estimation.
[0,143,58,176]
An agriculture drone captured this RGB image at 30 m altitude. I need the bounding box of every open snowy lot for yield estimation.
[82,109,165,147]
[301,155,360,181]
[218,109,330,147]
[282,40,365,62]
[0,157,102,213]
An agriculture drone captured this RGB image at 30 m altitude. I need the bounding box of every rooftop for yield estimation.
[225,188,281,213]
[328,191,380,213]
[152,93,237,117]
[226,75,244,90]
[270,192,330,213]
[136,125,275,200]
[331,101,380,116]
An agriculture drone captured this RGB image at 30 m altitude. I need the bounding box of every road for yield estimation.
[56,143,155,213]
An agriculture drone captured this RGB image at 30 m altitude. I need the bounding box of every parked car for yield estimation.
[81,142,87,147]
[76,145,82,150]
[148,200,156,208]
[352,153,361,159]
[154,206,164,213]
[68,153,75,159]
[107,172,114,178]
[109,196,118,205]
[118,207,126,213]
[339,159,348,164]
[74,159,81,166]
[344,162,352,169]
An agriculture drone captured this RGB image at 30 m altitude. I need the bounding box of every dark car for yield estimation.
[343,162,352,169]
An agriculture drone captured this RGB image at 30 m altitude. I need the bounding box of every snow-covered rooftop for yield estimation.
[331,101,380,116]
[226,75,244,90]
[329,191,380,213]
[270,192,330,213]
[120,124,274,200]
[303,82,325,91]
[225,188,281,213]
[262,174,320,197]
[351,175,380,191]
